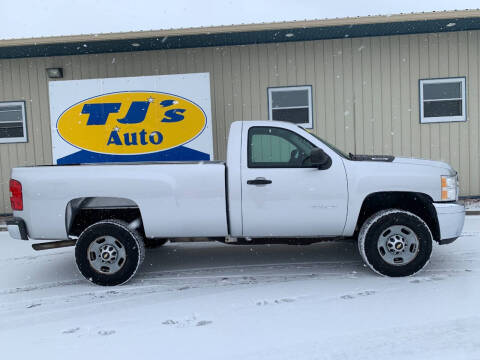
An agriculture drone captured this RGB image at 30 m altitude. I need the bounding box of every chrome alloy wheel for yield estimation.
[377,225,419,266]
[87,236,127,274]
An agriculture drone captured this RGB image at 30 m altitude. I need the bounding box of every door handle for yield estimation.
[247,178,272,185]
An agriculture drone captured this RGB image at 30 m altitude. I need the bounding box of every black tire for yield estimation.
[143,238,168,249]
[358,209,433,277]
[75,220,145,286]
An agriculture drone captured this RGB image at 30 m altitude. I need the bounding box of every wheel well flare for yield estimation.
[66,197,144,237]
[356,192,440,242]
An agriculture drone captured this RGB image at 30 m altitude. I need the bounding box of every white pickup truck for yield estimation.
[7,120,465,286]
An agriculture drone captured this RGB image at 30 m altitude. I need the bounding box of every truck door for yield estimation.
[240,125,348,237]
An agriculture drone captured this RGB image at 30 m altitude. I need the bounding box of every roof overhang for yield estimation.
[1,10,479,59]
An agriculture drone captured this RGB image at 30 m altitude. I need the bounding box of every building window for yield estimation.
[268,86,313,128]
[419,78,466,123]
[0,101,27,143]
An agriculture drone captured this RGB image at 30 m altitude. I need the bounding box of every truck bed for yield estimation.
[12,162,228,240]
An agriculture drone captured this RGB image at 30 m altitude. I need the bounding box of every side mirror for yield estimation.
[310,148,332,170]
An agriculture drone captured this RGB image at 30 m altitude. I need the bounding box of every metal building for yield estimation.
[1,10,480,214]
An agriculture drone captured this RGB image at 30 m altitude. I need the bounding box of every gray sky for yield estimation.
[0,0,479,40]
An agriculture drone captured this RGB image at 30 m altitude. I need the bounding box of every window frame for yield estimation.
[247,126,317,169]
[0,101,28,144]
[419,77,466,124]
[267,85,313,129]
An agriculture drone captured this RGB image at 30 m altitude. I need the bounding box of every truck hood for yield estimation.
[393,157,454,173]
[343,155,455,204]
[348,154,454,173]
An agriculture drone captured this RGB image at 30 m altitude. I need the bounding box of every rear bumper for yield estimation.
[433,202,465,245]
[6,217,28,240]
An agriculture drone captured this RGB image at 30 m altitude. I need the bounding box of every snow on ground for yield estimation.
[0,217,479,359]
[464,199,480,211]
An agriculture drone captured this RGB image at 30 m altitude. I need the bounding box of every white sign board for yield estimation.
[49,73,213,164]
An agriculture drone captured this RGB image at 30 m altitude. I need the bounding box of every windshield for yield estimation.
[298,127,350,159]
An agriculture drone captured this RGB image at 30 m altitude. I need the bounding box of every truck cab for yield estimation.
[228,121,349,238]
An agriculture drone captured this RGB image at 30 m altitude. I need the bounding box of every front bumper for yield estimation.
[433,202,465,245]
[6,217,28,240]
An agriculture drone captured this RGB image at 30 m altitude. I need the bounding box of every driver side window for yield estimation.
[248,126,316,168]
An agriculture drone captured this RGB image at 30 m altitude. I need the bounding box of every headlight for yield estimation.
[441,174,458,201]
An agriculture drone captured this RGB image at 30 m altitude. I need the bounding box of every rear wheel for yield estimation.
[75,220,145,286]
[358,209,432,277]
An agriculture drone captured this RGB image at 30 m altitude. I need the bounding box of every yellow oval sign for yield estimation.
[56,91,207,155]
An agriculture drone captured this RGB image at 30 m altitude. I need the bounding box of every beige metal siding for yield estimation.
[1,30,480,213]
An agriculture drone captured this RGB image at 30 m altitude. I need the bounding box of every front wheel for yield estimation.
[358,209,433,277]
[75,220,145,286]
